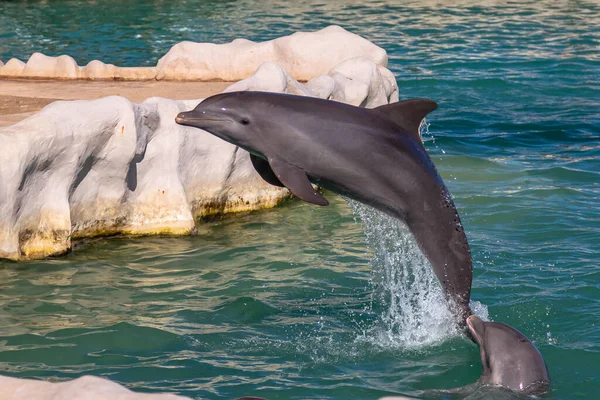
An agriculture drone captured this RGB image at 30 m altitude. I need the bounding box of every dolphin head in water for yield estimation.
[466,315,550,394]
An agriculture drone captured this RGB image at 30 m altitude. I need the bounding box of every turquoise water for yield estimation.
[1,1,599,399]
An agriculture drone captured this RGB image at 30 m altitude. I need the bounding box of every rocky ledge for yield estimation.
[0,30,398,261]
[0,26,405,400]
[0,375,190,400]
[0,374,415,400]
[0,26,386,82]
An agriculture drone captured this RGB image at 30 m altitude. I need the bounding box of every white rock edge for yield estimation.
[0,25,387,82]
[0,375,190,400]
[0,57,398,261]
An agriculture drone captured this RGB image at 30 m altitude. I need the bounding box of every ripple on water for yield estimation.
[1,0,600,398]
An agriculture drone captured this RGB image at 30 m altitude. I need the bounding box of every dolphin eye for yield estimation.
[240,118,250,125]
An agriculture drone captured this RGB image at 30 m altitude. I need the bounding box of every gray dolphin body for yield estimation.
[467,315,550,394]
[176,91,550,394]
[176,91,472,320]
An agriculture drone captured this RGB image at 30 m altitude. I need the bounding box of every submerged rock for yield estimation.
[0,375,190,400]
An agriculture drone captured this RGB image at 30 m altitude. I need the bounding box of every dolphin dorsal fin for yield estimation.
[374,99,438,143]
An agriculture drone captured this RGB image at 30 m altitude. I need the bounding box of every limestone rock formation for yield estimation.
[0,26,387,82]
[22,53,80,79]
[1,58,26,76]
[0,54,157,80]
[156,25,388,81]
[327,58,399,107]
[0,375,190,400]
[0,95,289,260]
[0,47,397,261]
[80,59,157,80]
[224,61,313,96]
[225,58,398,106]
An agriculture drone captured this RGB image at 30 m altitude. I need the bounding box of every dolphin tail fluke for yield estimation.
[374,99,438,143]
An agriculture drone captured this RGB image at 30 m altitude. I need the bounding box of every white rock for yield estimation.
[327,57,399,107]
[113,67,158,81]
[156,25,387,81]
[22,53,80,79]
[304,75,336,99]
[80,60,157,80]
[0,375,190,400]
[0,26,386,82]
[82,59,118,79]
[224,62,312,96]
[0,96,141,259]
[273,25,388,79]
[0,58,26,77]
[69,97,163,238]
[0,95,289,260]
[224,58,398,108]
[119,97,197,235]
[0,55,398,261]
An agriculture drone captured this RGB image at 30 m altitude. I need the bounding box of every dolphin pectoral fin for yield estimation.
[374,99,438,144]
[250,153,284,187]
[268,159,329,206]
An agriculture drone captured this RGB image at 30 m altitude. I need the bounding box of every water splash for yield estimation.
[348,201,462,349]
[420,118,447,157]
[420,119,489,324]
[419,118,433,143]
[470,300,489,322]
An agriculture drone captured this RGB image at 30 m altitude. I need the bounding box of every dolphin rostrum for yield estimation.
[176,91,473,321]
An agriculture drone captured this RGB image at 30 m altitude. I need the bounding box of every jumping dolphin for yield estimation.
[466,315,550,394]
[176,91,550,393]
[175,91,472,321]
